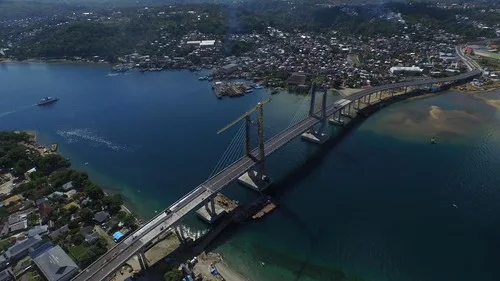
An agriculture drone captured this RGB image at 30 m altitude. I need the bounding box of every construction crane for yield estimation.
[217,98,271,135]
[217,98,271,176]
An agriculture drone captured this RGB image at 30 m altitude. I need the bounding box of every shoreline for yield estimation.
[0,58,110,66]
[28,130,143,223]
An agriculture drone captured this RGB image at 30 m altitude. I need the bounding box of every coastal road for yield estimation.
[73,68,481,281]
[455,45,482,72]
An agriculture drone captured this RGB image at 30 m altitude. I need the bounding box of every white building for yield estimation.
[389,66,423,74]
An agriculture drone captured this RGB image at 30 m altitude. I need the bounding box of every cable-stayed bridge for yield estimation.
[73,68,481,281]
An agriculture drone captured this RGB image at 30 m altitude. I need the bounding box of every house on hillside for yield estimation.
[93,211,110,224]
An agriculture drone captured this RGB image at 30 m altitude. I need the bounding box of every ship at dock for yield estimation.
[212,81,254,99]
[37,97,59,106]
[111,64,133,73]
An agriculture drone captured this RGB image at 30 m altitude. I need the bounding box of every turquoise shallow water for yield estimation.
[2,62,500,281]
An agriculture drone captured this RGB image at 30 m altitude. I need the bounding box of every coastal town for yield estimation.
[0,131,278,281]
[0,131,142,281]
[0,1,499,92]
[0,1,500,281]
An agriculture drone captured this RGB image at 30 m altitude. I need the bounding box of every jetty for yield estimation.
[252,201,276,220]
[212,82,253,99]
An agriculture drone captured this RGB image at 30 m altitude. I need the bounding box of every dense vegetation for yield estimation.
[3,3,228,60]
[0,131,138,267]
[164,268,183,281]
[1,1,497,61]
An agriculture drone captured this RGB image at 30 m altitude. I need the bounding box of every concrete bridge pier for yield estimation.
[137,250,148,270]
[174,225,188,244]
[341,103,353,119]
[197,196,226,224]
[238,170,272,192]
[328,110,344,126]
[353,98,361,110]
[301,128,329,144]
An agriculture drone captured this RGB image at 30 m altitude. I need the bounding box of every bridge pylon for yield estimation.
[217,100,272,192]
[301,86,329,144]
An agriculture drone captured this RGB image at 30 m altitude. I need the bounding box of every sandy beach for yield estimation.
[216,261,249,281]
[194,252,250,281]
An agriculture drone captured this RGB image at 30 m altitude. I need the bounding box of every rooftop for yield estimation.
[61,181,73,191]
[49,225,69,239]
[33,245,79,281]
[94,211,110,223]
[4,235,42,260]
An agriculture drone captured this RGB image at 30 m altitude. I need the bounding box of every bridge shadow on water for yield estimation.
[204,87,468,279]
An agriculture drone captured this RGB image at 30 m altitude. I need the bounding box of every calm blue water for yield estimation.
[2,62,500,281]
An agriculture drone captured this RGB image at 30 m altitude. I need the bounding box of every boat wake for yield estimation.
[0,104,36,118]
[0,111,15,118]
[56,128,131,151]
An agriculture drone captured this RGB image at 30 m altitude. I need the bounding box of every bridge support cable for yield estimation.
[209,123,245,177]
[287,97,310,128]
[222,127,246,167]
[215,124,246,175]
[210,124,244,176]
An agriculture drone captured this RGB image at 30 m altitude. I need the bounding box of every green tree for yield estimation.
[48,168,72,189]
[123,214,137,229]
[67,206,78,215]
[84,183,104,200]
[70,171,89,188]
[164,269,183,281]
[68,220,79,230]
[79,208,94,225]
[103,194,123,215]
[72,234,84,245]
[37,154,70,176]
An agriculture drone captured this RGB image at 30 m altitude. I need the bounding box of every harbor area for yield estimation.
[212,81,260,99]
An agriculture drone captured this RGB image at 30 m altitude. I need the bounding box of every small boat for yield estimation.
[198,76,209,81]
[245,89,254,94]
[430,137,436,144]
[452,203,458,208]
[253,84,263,89]
[37,97,59,106]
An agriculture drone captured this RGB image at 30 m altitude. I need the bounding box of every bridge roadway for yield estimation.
[73,68,481,281]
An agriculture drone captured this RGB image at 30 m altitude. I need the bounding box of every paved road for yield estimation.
[348,69,482,101]
[456,45,482,72]
[73,68,481,281]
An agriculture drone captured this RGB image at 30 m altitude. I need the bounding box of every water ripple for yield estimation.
[56,128,131,151]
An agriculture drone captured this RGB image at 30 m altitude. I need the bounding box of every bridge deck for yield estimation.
[73,69,481,281]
